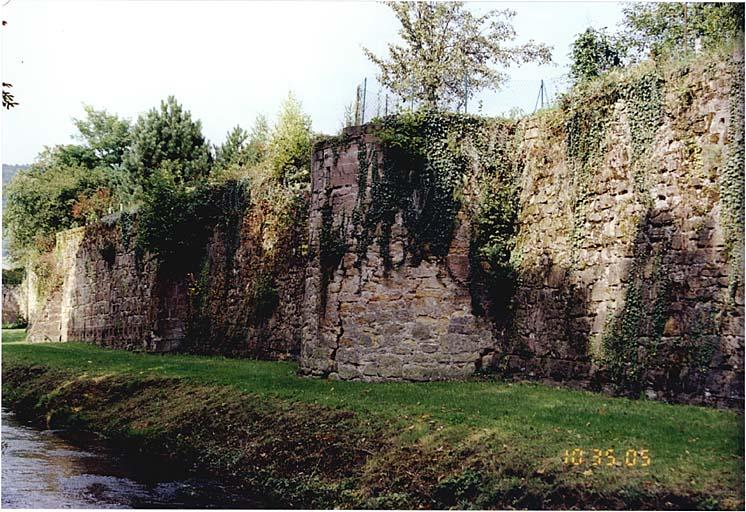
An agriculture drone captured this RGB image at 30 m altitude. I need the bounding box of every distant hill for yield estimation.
[3,164,29,185]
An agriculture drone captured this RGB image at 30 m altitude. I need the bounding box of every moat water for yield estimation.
[1,408,260,508]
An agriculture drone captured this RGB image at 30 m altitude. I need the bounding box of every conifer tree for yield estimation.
[126,96,212,185]
[214,125,250,171]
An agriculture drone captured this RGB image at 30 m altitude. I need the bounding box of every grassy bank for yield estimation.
[2,329,743,509]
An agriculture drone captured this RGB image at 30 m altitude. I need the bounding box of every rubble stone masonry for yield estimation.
[24,56,744,406]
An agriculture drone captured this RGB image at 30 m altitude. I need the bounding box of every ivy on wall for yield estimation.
[336,111,522,317]
[600,245,670,394]
[722,56,745,302]
[563,65,664,256]
[319,186,347,309]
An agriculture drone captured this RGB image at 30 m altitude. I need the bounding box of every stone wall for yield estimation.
[301,130,495,380]
[26,208,306,358]
[498,57,744,406]
[22,53,743,407]
[299,56,744,406]
[2,283,23,325]
[27,222,190,349]
[189,197,308,358]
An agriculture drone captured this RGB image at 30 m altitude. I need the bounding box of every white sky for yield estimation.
[0,0,626,165]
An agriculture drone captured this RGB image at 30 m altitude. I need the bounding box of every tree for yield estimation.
[364,1,552,110]
[622,2,744,60]
[269,93,312,185]
[135,166,216,270]
[3,105,137,258]
[246,115,270,165]
[66,106,136,207]
[214,125,250,171]
[73,105,132,168]
[126,96,212,186]
[570,28,626,83]
[3,155,112,257]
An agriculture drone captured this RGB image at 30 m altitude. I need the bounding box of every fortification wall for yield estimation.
[22,54,743,406]
[26,209,306,357]
[301,132,495,380]
[501,58,744,405]
[27,223,189,349]
[2,284,24,325]
[299,57,744,406]
[191,198,307,358]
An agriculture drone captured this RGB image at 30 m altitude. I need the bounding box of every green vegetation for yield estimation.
[3,92,312,315]
[568,3,744,89]
[562,58,665,269]
[723,56,745,302]
[2,267,25,286]
[134,169,224,271]
[2,332,743,509]
[213,125,252,171]
[570,28,625,83]
[2,329,26,343]
[621,2,744,61]
[364,1,551,109]
[125,95,212,187]
[601,249,670,394]
[73,104,132,169]
[360,111,519,271]
[3,144,124,257]
[269,93,313,186]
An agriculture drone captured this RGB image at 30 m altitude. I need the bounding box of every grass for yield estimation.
[2,329,744,509]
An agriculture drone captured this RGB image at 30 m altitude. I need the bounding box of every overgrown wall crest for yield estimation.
[23,50,744,407]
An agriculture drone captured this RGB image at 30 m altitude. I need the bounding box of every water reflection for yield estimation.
[1,408,259,508]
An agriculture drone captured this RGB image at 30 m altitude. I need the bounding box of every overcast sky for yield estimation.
[1,0,626,165]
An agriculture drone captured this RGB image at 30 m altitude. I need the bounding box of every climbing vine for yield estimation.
[622,71,664,195]
[722,56,745,302]
[563,67,664,254]
[563,65,672,393]
[601,245,670,394]
[350,111,520,289]
[136,176,250,275]
[118,211,136,251]
[319,186,347,309]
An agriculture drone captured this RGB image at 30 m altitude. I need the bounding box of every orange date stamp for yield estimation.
[563,448,650,467]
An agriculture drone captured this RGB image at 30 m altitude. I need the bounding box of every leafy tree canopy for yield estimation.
[73,105,132,168]
[247,115,270,165]
[3,154,113,257]
[3,106,136,258]
[622,2,744,60]
[570,27,626,83]
[364,1,552,110]
[135,165,217,270]
[269,93,313,186]
[126,96,212,186]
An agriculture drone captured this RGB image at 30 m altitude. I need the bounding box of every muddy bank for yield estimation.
[1,362,737,510]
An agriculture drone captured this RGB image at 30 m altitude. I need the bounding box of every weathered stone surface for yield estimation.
[299,60,743,407]
[22,60,743,408]
[300,126,495,382]
[26,203,306,359]
[2,283,24,325]
[505,57,743,407]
